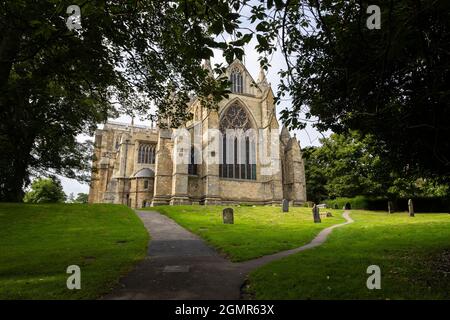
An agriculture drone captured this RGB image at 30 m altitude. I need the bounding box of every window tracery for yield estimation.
[219,103,256,180]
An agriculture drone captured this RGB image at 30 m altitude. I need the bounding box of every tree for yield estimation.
[23,177,67,203]
[302,146,328,203]
[0,1,251,201]
[387,176,449,198]
[248,0,450,181]
[7,0,448,203]
[75,193,89,204]
[304,132,390,201]
[304,131,449,201]
[67,193,75,203]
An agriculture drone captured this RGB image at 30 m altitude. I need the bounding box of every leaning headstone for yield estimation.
[223,208,234,224]
[312,204,321,223]
[408,199,414,217]
[282,199,289,212]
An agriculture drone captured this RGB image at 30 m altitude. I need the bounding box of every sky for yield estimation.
[60,29,329,197]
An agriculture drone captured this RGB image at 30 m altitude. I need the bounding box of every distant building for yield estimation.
[88,59,306,207]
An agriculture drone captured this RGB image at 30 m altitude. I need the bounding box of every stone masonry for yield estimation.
[88,58,307,208]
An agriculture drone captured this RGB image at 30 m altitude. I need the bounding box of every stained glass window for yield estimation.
[230,67,243,93]
[138,144,156,164]
[219,103,251,132]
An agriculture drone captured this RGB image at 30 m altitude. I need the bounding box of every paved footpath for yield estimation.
[102,210,353,300]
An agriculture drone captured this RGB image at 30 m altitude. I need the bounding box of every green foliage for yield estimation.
[268,0,450,181]
[0,1,252,201]
[304,131,390,202]
[324,196,370,210]
[4,0,448,202]
[324,195,450,212]
[302,146,328,203]
[0,203,148,299]
[23,177,66,203]
[75,193,89,204]
[232,0,450,180]
[304,131,449,201]
[388,177,450,198]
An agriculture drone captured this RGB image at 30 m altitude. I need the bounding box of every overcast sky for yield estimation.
[60,37,329,197]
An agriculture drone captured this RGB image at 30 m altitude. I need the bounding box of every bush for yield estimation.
[392,197,450,213]
[324,196,369,210]
[324,196,450,212]
[23,177,66,203]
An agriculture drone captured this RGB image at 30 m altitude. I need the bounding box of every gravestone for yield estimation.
[326,212,333,217]
[408,199,414,217]
[223,208,234,224]
[282,199,289,212]
[312,204,321,223]
[388,201,394,213]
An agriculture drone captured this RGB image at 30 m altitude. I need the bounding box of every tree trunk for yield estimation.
[0,138,33,202]
[0,27,21,90]
[0,112,35,202]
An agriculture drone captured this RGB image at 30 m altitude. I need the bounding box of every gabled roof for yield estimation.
[228,58,257,83]
[190,56,274,108]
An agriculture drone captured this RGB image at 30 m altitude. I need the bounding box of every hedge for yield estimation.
[324,196,450,212]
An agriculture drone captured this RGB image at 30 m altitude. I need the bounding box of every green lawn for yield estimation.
[245,210,450,299]
[0,203,148,299]
[147,205,344,262]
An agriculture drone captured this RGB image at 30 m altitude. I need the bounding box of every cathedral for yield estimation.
[88,59,307,208]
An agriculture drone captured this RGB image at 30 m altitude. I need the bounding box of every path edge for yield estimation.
[239,210,354,299]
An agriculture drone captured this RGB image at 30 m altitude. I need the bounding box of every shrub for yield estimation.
[324,196,370,210]
[23,177,66,203]
[324,196,450,212]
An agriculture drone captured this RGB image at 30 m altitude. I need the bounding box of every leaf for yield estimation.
[209,20,223,35]
[230,33,253,46]
[29,20,41,27]
[256,34,269,49]
[274,0,284,10]
[256,21,269,32]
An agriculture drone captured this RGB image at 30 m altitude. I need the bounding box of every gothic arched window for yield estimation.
[219,103,256,180]
[219,103,251,132]
[230,68,243,94]
[138,143,155,164]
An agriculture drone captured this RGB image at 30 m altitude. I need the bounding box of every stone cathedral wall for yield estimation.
[89,59,307,208]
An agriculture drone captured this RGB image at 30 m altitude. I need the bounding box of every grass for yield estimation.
[146,205,344,262]
[245,210,450,299]
[0,203,148,299]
